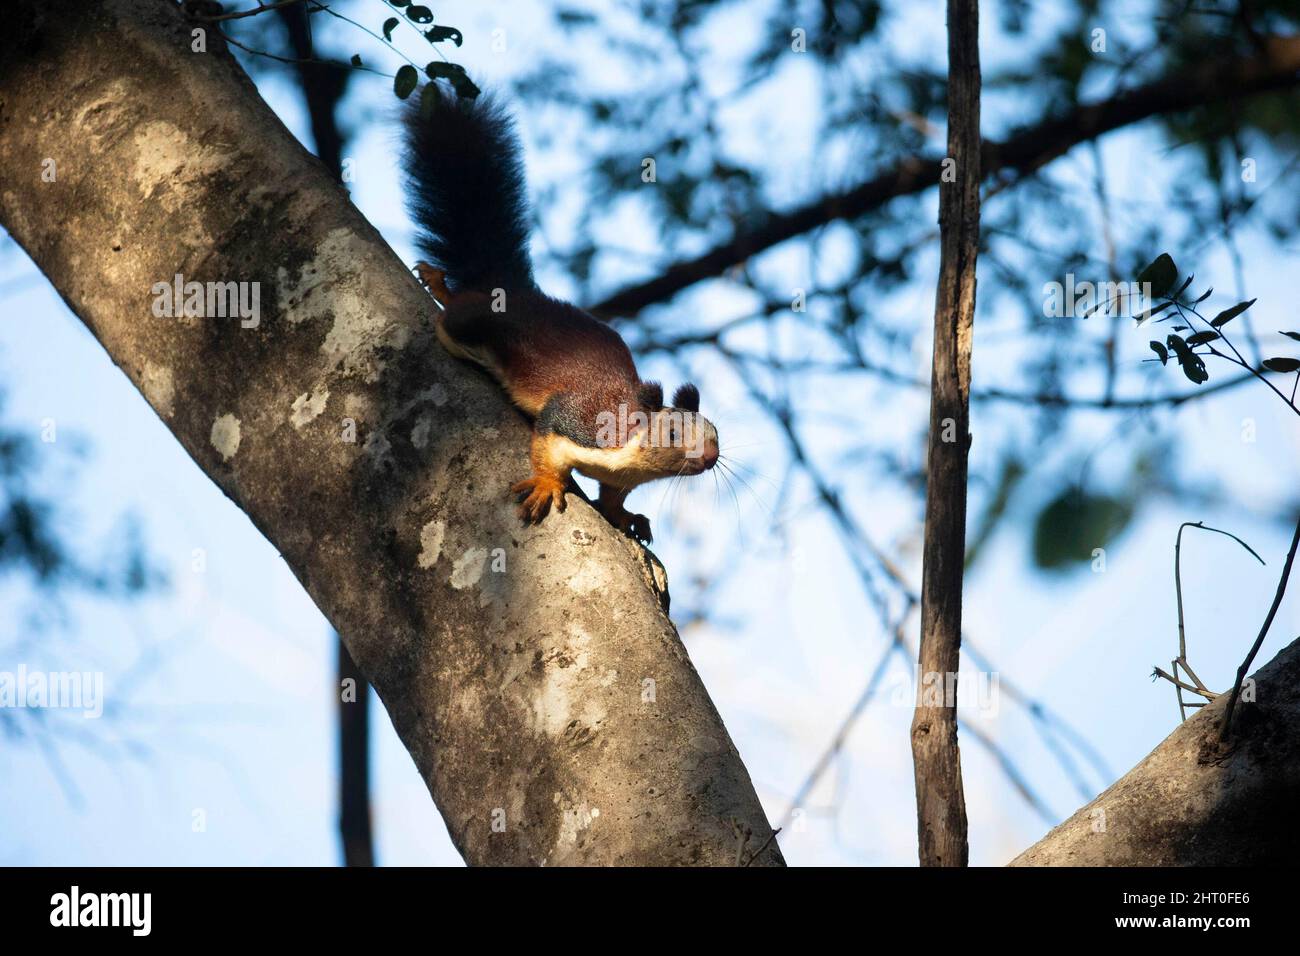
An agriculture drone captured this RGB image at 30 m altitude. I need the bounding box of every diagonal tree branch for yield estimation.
[0,0,780,866]
[591,34,1300,319]
[1013,636,1300,865]
[270,0,375,870]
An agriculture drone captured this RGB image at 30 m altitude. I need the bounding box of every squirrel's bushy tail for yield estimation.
[403,84,534,292]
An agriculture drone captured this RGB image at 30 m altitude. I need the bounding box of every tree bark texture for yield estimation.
[1014,637,1300,865]
[0,0,781,866]
[911,0,980,868]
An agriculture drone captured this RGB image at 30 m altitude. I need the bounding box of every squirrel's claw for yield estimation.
[414,261,452,305]
[598,504,652,544]
[512,474,566,524]
[625,513,653,545]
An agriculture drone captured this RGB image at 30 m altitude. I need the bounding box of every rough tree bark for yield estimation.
[0,0,781,866]
[1014,637,1300,865]
[265,0,374,868]
[911,0,980,868]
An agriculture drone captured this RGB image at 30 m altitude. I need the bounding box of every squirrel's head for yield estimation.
[625,382,719,478]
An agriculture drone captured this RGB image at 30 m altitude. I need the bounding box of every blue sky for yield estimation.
[2,0,1298,866]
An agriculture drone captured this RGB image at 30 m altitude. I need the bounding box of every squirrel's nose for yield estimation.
[701,443,719,468]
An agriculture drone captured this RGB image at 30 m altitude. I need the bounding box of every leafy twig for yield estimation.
[1157,520,1265,721]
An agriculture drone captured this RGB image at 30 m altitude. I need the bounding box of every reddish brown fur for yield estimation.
[418,263,717,540]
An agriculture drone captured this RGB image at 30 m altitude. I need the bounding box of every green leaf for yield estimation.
[382,17,399,41]
[406,4,434,23]
[1136,253,1178,299]
[1210,298,1257,328]
[1281,331,1300,342]
[425,25,464,45]
[1149,341,1168,365]
[394,64,419,99]
[350,53,363,67]
[1263,357,1300,373]
[1032,489,1135,571]
[1186,331,1219,347]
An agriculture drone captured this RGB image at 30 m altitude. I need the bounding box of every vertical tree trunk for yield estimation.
[338,635,374,867]
[911,0,981,868]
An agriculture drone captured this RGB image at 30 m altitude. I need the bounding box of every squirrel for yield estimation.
[403,83,719,544]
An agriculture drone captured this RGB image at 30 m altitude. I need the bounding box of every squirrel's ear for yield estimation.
[672,383,700,412]
[637,381,664,410]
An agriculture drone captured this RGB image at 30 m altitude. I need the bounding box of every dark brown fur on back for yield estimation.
[450,291,643,442]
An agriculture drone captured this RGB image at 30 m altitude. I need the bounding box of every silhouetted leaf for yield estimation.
[1136,253,1178,298]
[1149,341,1168,365]
[1263,358,1300,373]
[419,82,439,119]
[1193,286,1213,304]
[1186,363,1208,384]
[350,54,363,67]
[382,17,399,41]
[1210,298,1256,328]
[425,25,464,45]
[1166,334,1209,384]
[394,64,418,99]
[1186,331,1219,347]
[1281,331,1300,342]
[425,61,480,99]
[407,4,434,23]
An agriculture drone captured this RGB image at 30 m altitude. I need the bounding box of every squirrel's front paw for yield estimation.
[511,474,567,524]
[602,507,652,544]
[625,513,653,545]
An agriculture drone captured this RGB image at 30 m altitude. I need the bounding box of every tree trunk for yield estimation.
[1013,637,1300,865]
[0,0,781,867]
[338,635,374,867]
[911,0,980,868]
[267,0,376,869]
